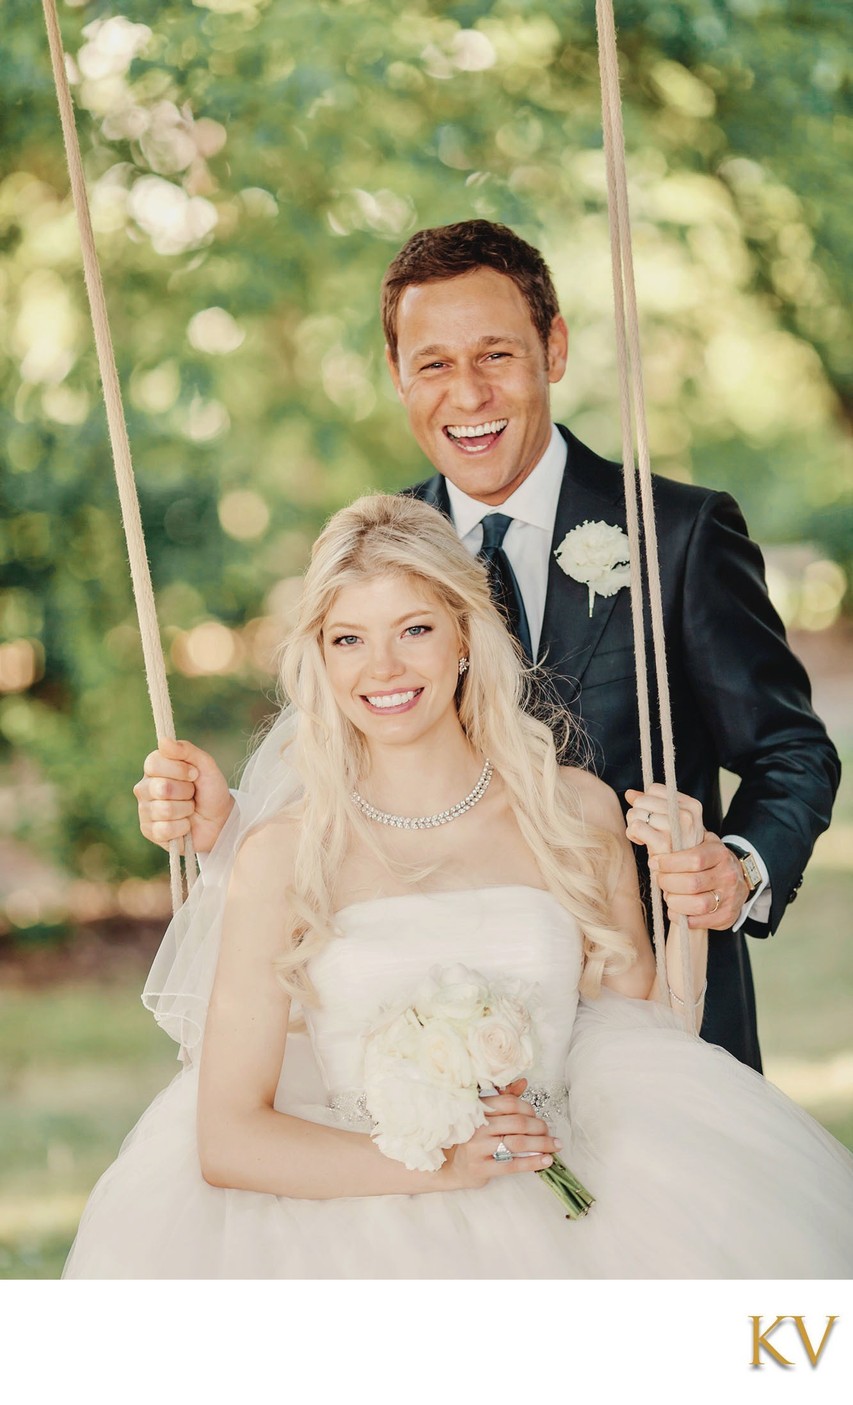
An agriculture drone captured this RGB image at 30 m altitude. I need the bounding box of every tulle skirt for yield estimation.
[63,994,853,1279]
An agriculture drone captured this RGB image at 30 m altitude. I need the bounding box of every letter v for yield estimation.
[791,1316,838,1367]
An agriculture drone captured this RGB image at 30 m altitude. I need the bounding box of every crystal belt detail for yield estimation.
[328,1084,568,1127]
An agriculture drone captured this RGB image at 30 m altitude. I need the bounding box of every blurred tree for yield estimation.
[0,0,850,904]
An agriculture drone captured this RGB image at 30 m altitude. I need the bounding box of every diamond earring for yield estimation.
[458,657,469,676]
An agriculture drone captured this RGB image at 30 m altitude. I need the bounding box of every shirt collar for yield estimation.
[445,423,567,539]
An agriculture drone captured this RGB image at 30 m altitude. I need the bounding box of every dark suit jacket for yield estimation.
[408,425,840,1070]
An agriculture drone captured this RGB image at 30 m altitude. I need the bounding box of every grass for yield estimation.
[0,983,178,1280]
[751,872,853,1151]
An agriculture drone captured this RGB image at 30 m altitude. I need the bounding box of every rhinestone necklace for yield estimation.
[351,758,493,831]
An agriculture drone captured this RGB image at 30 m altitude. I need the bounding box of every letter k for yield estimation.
[750,1316,794,1368]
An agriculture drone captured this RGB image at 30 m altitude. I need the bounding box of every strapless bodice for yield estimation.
[303,885,584,1098]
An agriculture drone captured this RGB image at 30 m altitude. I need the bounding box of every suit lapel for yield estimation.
[416,474,451,517]
[412,432,630,686]
[538,427,627,681]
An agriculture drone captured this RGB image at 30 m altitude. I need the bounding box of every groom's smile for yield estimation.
[444,418,509,454]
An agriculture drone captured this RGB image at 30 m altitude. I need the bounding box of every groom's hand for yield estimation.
[650,835,748,931]
[134,738,234,854]
[626,784,746,931]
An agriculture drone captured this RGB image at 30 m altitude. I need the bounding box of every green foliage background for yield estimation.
[1,0,851,894]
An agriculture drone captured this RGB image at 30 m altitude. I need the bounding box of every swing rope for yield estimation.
[41,0,198,915]
[596,0,696,1030]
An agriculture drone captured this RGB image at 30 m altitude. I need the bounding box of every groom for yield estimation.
[135,220,839,1071]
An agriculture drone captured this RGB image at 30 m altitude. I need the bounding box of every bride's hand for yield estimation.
[441,1080,560,1191]
[134,737,234,854]
[624,783,704,858]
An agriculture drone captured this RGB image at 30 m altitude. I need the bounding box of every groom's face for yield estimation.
[386,267,568,506]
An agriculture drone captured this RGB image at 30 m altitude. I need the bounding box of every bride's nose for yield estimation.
[367,637,405,681]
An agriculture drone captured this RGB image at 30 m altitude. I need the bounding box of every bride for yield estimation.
[64,494,853,1278]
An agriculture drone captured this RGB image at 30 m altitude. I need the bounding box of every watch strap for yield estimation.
[726,843,762,896]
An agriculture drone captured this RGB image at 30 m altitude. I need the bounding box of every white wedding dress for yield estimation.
[64,886,853,1279]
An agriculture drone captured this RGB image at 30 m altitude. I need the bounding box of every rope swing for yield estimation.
[42,0,695,1030]
[596,0,695,1029]
[41,0,198,913]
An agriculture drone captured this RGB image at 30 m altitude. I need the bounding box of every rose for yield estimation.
[366,1064,484,1172]
[413,964,489,1024]
[366,998,475,1089]
[365,1006,425,1065]
[491,989,533,1038]
[554,520,631,617]
[467,1010,535,1088]
[416,1018,475,1088]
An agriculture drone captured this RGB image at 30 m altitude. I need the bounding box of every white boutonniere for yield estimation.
[554,519,631,618]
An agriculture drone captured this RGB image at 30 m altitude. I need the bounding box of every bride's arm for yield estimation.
[197,821,557,1197]
[564,770,708,1015]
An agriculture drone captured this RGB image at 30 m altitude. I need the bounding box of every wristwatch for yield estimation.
[726,843,762,896]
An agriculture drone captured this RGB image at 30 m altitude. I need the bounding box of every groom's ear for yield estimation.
[546,315,569,383]
[384,343,404,400]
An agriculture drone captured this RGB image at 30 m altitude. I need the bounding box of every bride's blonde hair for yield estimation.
[274,493,635,1001]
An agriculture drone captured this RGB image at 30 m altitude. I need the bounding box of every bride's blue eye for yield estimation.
[332,634,360,647]
[404,625,431,637]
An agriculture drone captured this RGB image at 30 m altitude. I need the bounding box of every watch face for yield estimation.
[741,853,761,892]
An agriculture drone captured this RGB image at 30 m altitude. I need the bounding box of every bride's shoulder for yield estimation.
[557,765,625,836]
[232,812,301,892]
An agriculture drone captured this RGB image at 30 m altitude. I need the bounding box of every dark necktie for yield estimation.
[478,513,533,664]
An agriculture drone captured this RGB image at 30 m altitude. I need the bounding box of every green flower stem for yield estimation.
[537,1155,595,1219]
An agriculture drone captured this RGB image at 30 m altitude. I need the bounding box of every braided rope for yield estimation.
[41,0,198,912]
[595,0,696,1031]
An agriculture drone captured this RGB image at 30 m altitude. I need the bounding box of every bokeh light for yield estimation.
[218,490,270,541]
[0,641,44,694]
[188,307,245,354]
[765,551,848,632]
[171,621,243,676]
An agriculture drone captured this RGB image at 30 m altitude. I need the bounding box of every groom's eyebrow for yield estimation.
[412,334,526,359]
[325,609,437,631]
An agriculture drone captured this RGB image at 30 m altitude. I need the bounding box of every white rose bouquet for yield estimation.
[363,963,593,1218]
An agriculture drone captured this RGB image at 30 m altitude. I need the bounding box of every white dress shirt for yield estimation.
[444,422,770,932]
[445,422,567,661]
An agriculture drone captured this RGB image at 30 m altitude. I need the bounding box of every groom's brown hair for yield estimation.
[380,219,560,363]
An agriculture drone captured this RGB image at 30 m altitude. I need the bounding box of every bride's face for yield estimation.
[321,573,463,745]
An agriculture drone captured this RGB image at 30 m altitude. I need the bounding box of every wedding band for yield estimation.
[645,811,652,825]
[711,890,721,913]
[493,1140,513,1162]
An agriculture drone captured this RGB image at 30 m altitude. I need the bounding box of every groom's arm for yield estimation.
[679,490,839,937]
